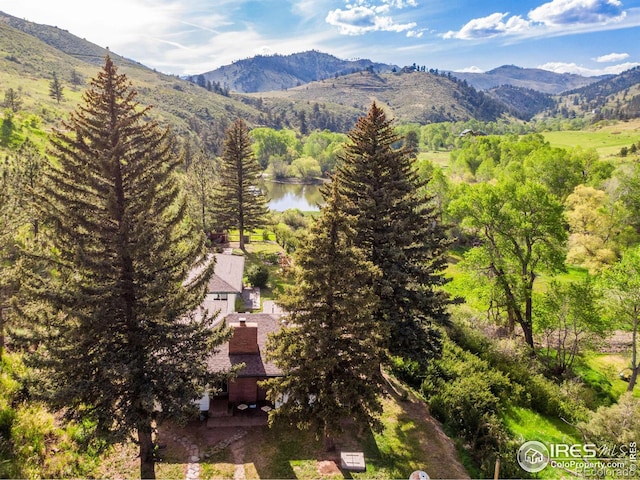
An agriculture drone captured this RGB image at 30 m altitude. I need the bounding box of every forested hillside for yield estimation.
[450,64,607,94]
[254,69,509,123]
[191,50,397,93]
[556,66,640,121]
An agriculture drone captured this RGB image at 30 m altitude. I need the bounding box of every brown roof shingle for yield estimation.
[207,254,245,293]
[207,313,283,378]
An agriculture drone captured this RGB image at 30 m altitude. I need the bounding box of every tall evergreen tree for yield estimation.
[22,57,227,479]
[183,143,216,233]
[0,154,18,361]
[266,183,383,450]
[214,119,268,250]
[334,102,450,367]
[48,72,64,104]
[14,138,44,236]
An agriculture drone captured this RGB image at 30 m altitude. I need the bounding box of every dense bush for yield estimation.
[421,337,516,476]
[0,353,102,478]
[418,320,595,477]
[389,356,424,389]
[247,264,269,288]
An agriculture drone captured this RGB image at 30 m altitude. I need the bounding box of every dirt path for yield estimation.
[231,441,246,480]
[384,374,470,479]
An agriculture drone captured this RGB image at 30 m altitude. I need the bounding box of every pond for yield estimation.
[263,180,325,212]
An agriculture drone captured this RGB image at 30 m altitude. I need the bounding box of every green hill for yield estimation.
[255,69,509,124]
[0,11,268,154]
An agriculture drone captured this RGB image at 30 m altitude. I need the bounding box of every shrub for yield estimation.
[247,264,269,288]
[389,356,423,389]
[580,392,640,445]
[11,403,56,477]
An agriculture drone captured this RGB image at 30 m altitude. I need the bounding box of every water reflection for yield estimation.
[263,181,325,212]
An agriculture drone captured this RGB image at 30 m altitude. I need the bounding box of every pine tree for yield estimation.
[265,183,383,450]
[214,119,268,250]
[3,87,22,112]
[48,72,64,104]
[0,154,18,361]
[183,143,216,232]
[22,57,228,479]
[334,102,450,368]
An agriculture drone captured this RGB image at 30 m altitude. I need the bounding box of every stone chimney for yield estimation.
[228,318,259,354]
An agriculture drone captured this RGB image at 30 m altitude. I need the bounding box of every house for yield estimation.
[206,313,284,417]
[198,253,245,318]
[458,128,487,137]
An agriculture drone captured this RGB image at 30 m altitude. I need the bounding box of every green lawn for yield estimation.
[541,120,640,158]
[504,405,581,447]
[236,389,468,480]
[417,150,451,169]
[241,239,295,306]
[574,352,634,403]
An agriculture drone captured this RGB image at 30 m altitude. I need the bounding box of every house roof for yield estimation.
[208,253,245,293]
[207,313,283,378]
[192,296,229,326]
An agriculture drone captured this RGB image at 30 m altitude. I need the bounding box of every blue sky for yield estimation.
[2,0,640,76]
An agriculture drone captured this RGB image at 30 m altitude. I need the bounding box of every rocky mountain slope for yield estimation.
[190,50,397,93]
[449,65,608,94]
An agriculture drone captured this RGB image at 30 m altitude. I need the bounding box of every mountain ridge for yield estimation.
[195,51,608,96]
[2,10,640,134]
[191,50,398,93]
[445,64,610,94]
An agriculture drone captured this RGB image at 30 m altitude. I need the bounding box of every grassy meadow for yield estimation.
[541,119,640,158]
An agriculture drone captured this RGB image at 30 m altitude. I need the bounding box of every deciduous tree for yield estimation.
[600,246,640,391]
[450,180,567,348]
[565,184,632,272]
[535,278,606,375]
[22,57,227,479]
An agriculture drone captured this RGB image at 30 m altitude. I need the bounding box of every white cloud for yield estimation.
[325,0,419,35]
[443,12,531,39]
[529,0,626,26]
[455,66,485,73]
[594,52,629,62]
[443,0,628,40]
[538,60,640,76]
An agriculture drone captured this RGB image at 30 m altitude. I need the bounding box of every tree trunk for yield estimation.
[138,424,156,479]
[323,425,336,452]
[628,315,639,392]
[0,305,4,362]
[521,321,535,350]
[507,308,515,336]
[628,366,639,392]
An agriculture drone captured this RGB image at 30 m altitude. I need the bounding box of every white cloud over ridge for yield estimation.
[443,12,530,39]
[455,66,485,73]
[595,52,629,62]
[538,60,640,76]
[444,0,628,40]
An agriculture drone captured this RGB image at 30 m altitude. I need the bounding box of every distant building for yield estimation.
[458,128,487,137]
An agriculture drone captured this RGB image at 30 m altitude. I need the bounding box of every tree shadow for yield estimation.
[157,382,467,479]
